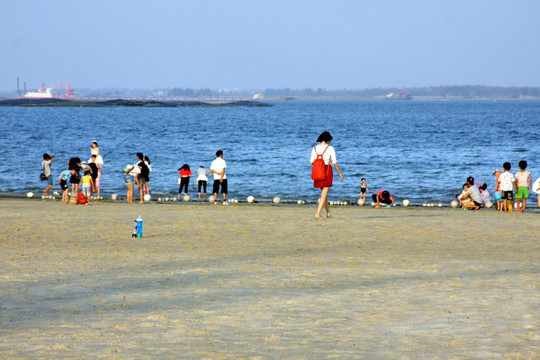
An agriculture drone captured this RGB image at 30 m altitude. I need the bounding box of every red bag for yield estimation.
[77,191,88,205]
[311,146,329,181]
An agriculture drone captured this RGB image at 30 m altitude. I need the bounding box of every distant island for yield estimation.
[0,98,272,108]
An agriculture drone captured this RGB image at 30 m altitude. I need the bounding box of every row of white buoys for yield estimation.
[423,203,443,207]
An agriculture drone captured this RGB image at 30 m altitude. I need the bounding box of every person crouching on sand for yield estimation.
[372,190,395,207]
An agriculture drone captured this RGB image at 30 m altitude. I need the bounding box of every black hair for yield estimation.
[43,153,50,160]
[178,164,190,171]
[216,150,223,157]
[136,152,144,160]
[361,178,366,181]
[480,183,488,191]
[84,170,90,175]
[518,160,527,170]
[91,154,97,158]
[462,183,469,189]
[316,131,333,143]
[381,190,389,198]
[503,162,511,171]
[144,156,151,164]
[467,176,474,185]
[92,141,99,147]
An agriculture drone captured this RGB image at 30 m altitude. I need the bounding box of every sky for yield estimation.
[1,0,539,91]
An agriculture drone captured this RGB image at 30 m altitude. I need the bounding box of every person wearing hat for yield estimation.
[491,169,502,211]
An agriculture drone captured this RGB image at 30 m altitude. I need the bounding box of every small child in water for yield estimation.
[360,178,369,200]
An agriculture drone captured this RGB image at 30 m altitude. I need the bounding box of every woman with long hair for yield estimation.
[310,131,344,219]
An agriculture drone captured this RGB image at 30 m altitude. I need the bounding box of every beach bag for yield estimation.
[311,146,329,181]
[77,191,88,205]
[40,172,47,181]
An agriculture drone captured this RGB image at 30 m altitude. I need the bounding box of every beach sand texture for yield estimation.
[1,200,539,359]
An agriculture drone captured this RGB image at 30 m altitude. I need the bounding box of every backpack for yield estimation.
[311,146,329,181]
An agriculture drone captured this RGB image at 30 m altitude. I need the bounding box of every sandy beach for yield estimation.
[0,199,539,359]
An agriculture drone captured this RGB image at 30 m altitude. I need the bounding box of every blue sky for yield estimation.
[1,0,539,90]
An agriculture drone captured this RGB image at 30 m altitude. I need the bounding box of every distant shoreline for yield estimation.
[0,98,272,108]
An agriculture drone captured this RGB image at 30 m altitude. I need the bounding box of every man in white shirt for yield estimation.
[209,150,228,205]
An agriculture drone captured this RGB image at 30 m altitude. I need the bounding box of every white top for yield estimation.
[310,144,337,165]
[210,157,227,180]
[197,167,208,181]
[515,171,530,187]
[466,185,483,204]
[499,172,515,191]
[42,159,52,177]
[129,164,140,177]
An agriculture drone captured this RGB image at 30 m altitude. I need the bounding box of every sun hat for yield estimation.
[492,169,501,175]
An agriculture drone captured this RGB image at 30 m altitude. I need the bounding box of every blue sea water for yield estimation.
[1,100,539,204]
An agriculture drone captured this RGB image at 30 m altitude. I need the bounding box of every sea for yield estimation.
[1,100,539,205]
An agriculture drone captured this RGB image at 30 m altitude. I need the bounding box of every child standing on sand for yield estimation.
[492,169,502,211]
[515,160,532,213]
[360,178,369,200]
[81,170,95,202]
[497,162,516,213]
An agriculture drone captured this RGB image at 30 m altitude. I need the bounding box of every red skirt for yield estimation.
[313,164,333,188]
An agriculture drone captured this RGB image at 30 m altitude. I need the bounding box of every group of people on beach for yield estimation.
[456,160,535,213]
[41,141,104,204]
[310,131,395,219]
[123,153,152,203]
[176,150,229,204]
[41,135,537,215]
[121,149,229,205]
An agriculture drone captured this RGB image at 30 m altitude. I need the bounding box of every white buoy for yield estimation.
[27,192,34,198]
[273,196,281,204]
[450,200,458,208]
[247,196,255,203]
[42,195,46,199]
[297,200,302,205]
[144,194,151,202]
[371,202,376,207]
[208,195,215,203]
[437,203,443,207]
[357,198,365,206]
[402,199,410,207]
[485,200,493,208]
[53,191,60,196]
[183,195,191,202]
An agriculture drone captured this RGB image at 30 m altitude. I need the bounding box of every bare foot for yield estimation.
[314,216,325,220]
[327,213,332,219]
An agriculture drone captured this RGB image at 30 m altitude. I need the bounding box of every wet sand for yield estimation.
[1,199,539,359]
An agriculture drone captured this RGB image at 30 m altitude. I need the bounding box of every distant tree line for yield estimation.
[262,86,540,99]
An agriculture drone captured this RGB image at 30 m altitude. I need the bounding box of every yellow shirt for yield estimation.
[82,175,92,184]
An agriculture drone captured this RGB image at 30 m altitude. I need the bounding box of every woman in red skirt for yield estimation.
[310,131,344,219]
